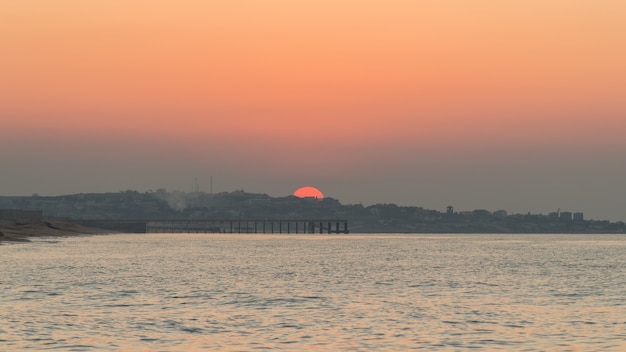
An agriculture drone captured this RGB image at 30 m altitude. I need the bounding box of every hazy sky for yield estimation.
[2,1,625,220]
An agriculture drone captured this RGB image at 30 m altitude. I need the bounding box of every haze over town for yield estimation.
[2,1,625,221]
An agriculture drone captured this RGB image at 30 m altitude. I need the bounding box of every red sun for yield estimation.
[293,186,324,199]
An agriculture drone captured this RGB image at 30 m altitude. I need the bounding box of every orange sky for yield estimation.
[1,1,626,219]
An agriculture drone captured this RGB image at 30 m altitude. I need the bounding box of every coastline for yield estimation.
[0,219,112,244]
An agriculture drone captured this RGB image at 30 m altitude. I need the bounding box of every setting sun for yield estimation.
[293,186,324,199]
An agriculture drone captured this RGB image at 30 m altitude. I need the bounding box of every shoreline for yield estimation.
[2,220,624,243]
[0,219,113,244]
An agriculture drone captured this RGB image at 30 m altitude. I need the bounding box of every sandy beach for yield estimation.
[0,219,111,243]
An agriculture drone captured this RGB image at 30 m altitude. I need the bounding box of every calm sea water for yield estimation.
[1,233,625,351]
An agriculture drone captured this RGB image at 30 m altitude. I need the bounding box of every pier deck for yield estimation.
[146,219,349,234]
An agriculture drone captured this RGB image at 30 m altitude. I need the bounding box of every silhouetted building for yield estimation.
[447,206,454,215]
[560,212,572,221]
[573,212,584,221]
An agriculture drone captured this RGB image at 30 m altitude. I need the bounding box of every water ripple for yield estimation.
[1,233,625,350]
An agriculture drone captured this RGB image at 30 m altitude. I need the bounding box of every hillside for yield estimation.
[1,190,625,234]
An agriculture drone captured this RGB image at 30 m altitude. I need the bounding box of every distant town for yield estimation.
[0,190,625,234]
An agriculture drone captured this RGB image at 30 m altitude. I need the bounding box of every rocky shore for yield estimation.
[0,219,111,243]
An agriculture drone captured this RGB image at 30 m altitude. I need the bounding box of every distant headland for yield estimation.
[1,190,625,237]
[0,217,110,243]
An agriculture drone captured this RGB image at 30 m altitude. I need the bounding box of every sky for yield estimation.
[1,1,625,221]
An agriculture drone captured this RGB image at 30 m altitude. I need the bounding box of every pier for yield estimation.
[146,219,349,234]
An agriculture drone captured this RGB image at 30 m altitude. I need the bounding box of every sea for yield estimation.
[1,233,625,351]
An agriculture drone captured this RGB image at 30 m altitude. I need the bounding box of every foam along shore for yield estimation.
[0,219,112,243]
